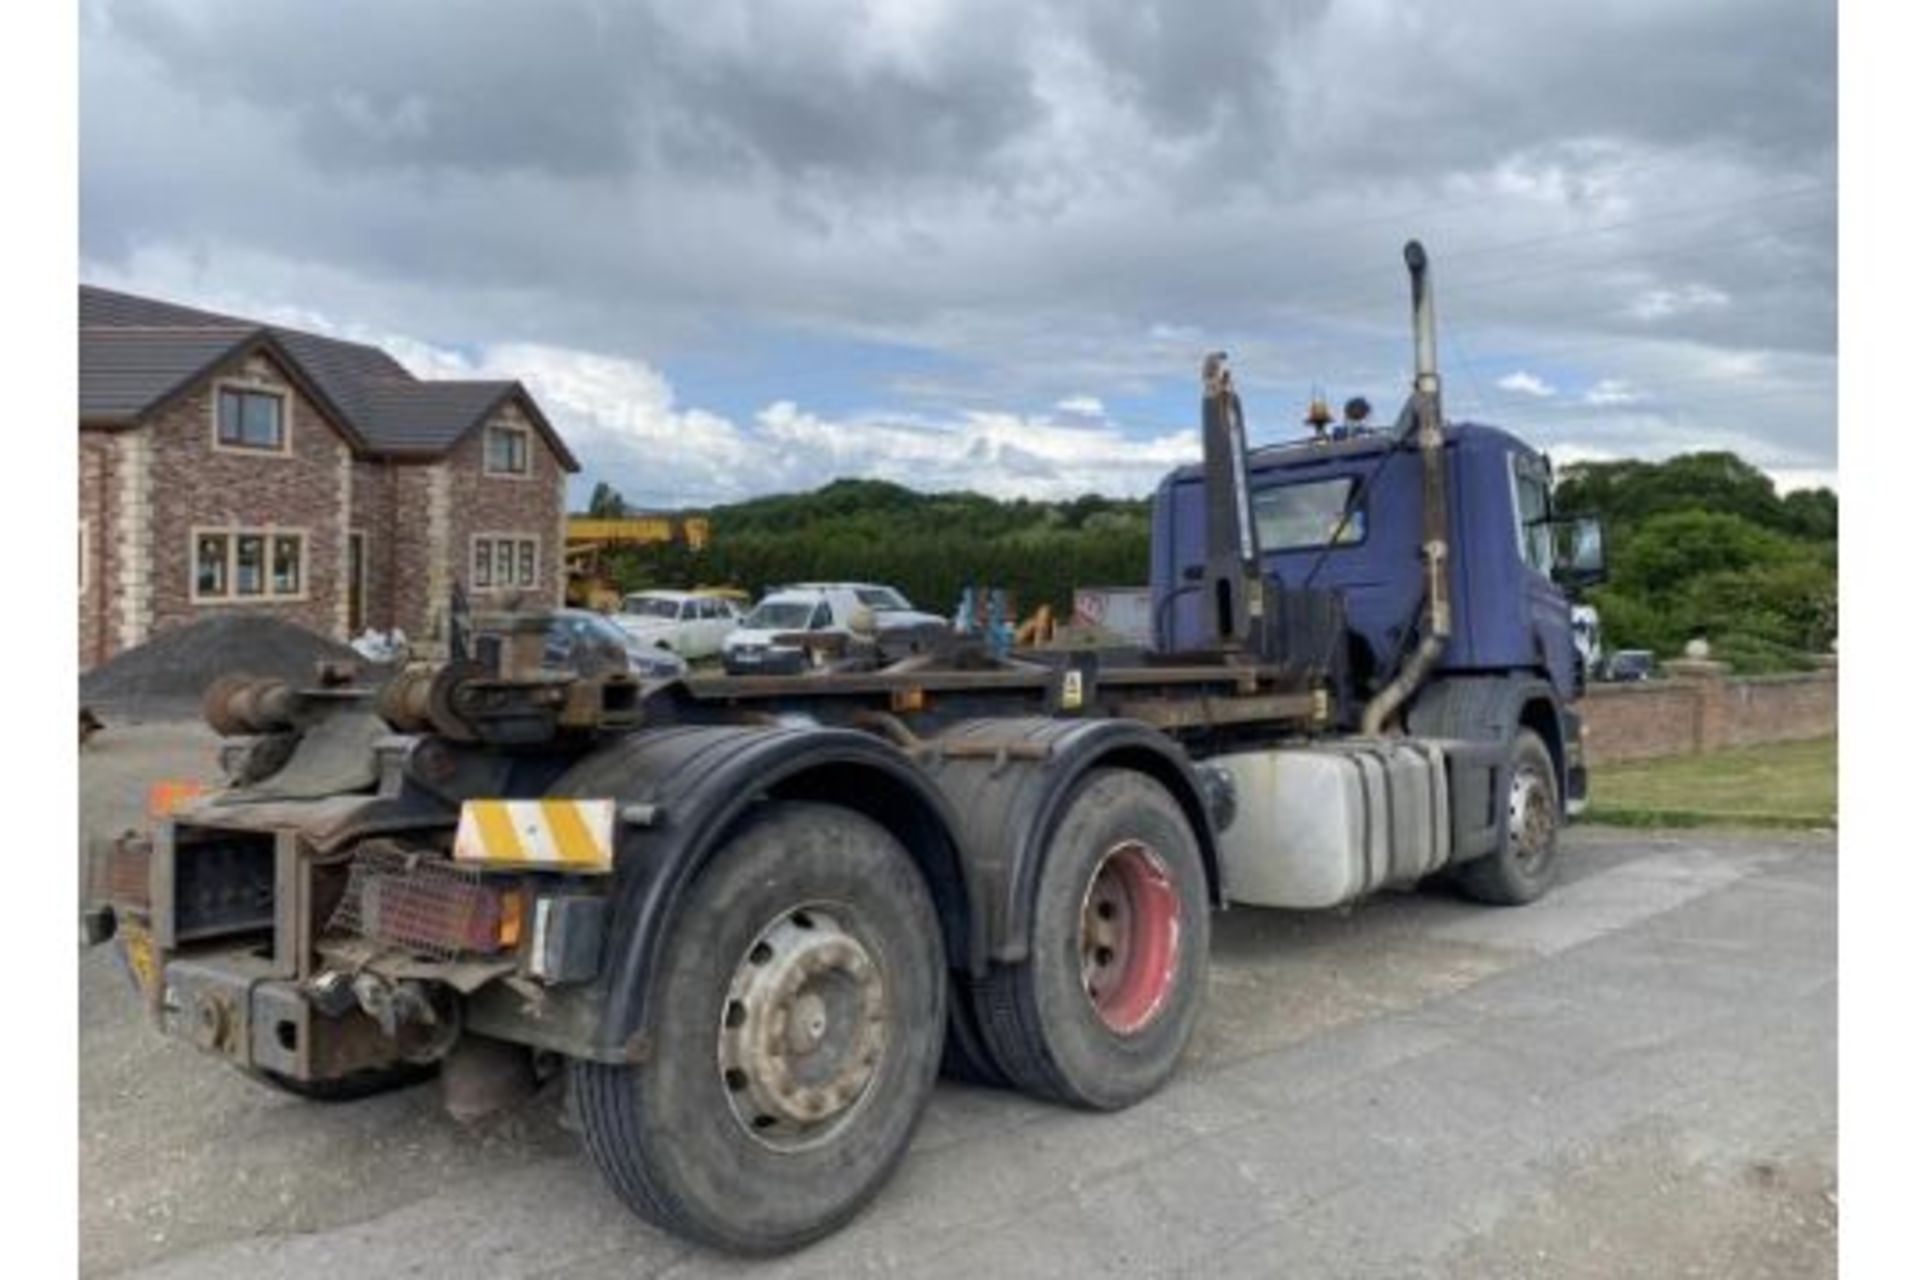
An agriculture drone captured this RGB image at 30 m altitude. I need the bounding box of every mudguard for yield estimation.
[917,717,1225,966]
[1407,672,1576,863]
[543,724,975,1063]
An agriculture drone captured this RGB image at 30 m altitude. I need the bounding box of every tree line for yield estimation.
[597,478,1151,622]
[1553,452,1836,672]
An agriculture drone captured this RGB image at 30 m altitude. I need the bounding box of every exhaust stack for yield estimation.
[1360,240,1454,734]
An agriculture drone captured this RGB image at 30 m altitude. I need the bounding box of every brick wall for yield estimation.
[1577,665,1836,764]
[393,462,449,645]
[1723,673,1839,748]
[349,458,393,635]
[144,348,354,644]
[444,397,566,617]
[77,432,119,668]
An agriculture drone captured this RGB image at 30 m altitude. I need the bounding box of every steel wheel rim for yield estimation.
[716,905,889,1151]
[1507,765,1554,868]
[1079,840,1181,1035]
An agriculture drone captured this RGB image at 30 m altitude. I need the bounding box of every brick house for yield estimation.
[78,287,579,669]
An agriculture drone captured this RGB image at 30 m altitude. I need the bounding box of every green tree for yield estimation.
[587,481,628,519]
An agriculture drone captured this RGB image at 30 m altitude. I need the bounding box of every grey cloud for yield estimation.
[81,0,1837,485]
[101,1,651,178]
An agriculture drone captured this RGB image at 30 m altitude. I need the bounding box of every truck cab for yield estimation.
[1149,407,1601,912]
[1150,421,1584,711]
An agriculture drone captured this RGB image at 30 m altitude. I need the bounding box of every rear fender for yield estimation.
[918,717,1224,966]
[546,725,975,1063]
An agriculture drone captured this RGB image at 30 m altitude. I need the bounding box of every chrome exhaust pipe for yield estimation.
[1361,240,1453,735]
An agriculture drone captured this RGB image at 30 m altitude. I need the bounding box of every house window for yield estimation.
[216,387,287,452]
[235,534,266,596]
[472,535,539,590]
[272,534,303,595]
[194,529,307,601]
[485,425,530,476]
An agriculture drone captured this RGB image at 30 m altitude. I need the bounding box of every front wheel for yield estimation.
[1455,728,1561,905]
[571,801,946,1255]
[972,768,1211,1111]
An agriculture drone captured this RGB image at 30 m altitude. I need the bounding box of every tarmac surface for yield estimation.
[79,718,1836,1278]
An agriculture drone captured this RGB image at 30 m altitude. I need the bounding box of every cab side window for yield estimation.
[1510,455,1554,574]
[810,601,833,629]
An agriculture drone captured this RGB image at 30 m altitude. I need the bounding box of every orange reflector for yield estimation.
[890,686,926,713]
[497,889,525,949]
[147,779,206,818]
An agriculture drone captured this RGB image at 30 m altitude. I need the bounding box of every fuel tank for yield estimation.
[1210,739,1452,909]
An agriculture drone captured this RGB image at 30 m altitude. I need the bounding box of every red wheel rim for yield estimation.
[1080,840,1181,1034]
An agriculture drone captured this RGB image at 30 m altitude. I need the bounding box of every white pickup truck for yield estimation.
[611,590,741,660]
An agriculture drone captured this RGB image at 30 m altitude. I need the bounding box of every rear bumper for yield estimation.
[153,949,397,1081]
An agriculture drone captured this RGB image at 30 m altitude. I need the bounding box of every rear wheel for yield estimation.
[572,801,945,1254]
[972,769,1210,1110]
[1455,728,1561,905]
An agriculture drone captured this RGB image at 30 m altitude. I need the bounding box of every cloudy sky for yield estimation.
[79,0,1836,505]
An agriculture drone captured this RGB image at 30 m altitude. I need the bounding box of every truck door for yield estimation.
[1509,451,1575,694]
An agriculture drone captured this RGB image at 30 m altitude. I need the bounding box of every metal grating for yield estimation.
[105,840,152,909]
[329,845,508,962]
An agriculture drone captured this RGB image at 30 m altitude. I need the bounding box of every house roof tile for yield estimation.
[77,285,578,469]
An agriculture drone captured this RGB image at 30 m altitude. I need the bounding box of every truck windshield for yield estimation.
[1252,478,1365,550]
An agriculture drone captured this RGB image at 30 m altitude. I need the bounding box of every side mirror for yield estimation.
[1549,516,1606,587]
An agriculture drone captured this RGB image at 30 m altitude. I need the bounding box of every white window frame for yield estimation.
[190,527,310,603]
[210,380,293,457]
[482,423,533,478]
[470,533,540,592]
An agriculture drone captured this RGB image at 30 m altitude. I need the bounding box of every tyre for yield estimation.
[939,973,1010,1089]
[572,801,946,1255]
[1455,728,1561,905]
[972,768,1210,1111]
[248,1061,436,1102]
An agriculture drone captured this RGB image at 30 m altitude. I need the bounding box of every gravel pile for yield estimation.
[80,614,364,719]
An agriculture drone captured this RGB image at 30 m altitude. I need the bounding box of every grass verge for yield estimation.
[1583,736,1836,831]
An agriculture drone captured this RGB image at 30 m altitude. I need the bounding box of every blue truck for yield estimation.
[85,243,1604,1255]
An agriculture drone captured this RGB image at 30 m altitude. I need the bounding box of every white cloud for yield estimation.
[1497,370,1556,398]
[753,400,1197,500]
[1766,468,1837,494]
[1583,378,1639,405]
[1629,282,1732,321]
[306,309,1196,504]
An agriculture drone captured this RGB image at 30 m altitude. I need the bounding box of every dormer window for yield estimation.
[216,386,287,452]
[485,424,530,475]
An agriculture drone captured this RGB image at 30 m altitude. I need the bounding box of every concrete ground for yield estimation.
[79,718,1836,1279]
